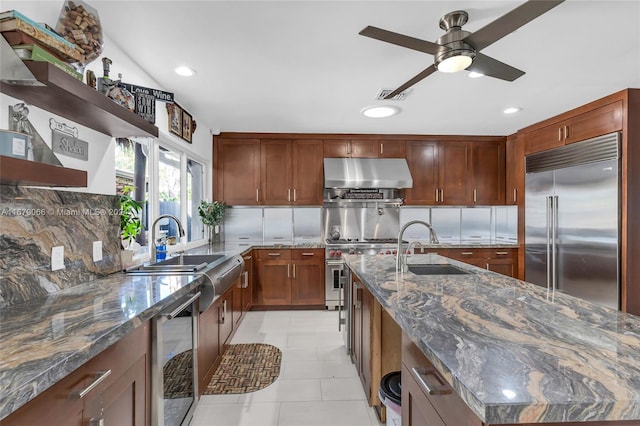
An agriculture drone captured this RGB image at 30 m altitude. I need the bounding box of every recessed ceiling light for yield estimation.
[468,71,484,78]
[361,105,399,118]
[503,107,522,114]
[175,66,196,77]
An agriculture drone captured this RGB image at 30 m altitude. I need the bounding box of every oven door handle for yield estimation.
[326,260,344,267]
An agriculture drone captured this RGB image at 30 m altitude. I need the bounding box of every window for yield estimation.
[115,137,208,252]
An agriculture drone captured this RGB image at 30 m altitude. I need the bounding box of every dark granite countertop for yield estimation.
[344,253,640,424]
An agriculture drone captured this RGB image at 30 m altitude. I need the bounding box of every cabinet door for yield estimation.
[405,141,439,205]
[565,100,623,144]
[255,259,292,305]
[99,354,147,426]
[219,290,234,347]
[233,276,243,327]
[471,141,505,205]
[198,300,220,392]
[401,364,446,426]
[523,122,564,155]
[505,133,524,206]
[218,139,261,205]
[261,139,292,205]
[360,285,373,401]
[350,140,379,158]
[292,139,324,205]
[351,279,363,374]
[324,140,351,157]
[242,252,254,313]
[438,142,472,205]
[379,140,406,158]
[292,260,325,305]
[487,258,516,277]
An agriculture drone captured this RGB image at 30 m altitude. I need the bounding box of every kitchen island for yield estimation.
[344,253,640,424]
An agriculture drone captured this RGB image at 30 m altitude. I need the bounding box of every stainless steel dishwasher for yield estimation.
[152,291,200,426]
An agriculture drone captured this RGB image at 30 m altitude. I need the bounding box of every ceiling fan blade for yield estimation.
[359,26,442,55]
[467,53,525,81]
[464,0,565,51]
[384,64,438,99]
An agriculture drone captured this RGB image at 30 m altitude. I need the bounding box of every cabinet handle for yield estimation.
[221,299,227,324]
[301,252,315,256]
[288,188,291,202]
[460,252,474,256]
[565,125,569,140]
[495,251,509,255]
[473,189,477,203]
[165,292,201,320]
[70,370,112,399]
[243,255,252,260]
[293,263,296,278]
[440,189,444,203]
[242,271,249,288]
[558,127,563,141]
[435,189,439,203]
[268,253,281,257]
[287,264,290,278]
[411,367,451,396]
[256,188,259,202]
[293,188,296,202]
[513,188,517,203]
[380,143,383,155]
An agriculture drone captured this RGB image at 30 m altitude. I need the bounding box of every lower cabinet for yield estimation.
[350,272,402,415]
[254,248,325,308]
[420,248,518,278]
[4,323,150,426]
[401,332,481,426]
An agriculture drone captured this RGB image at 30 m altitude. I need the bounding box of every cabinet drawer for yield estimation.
[291,248,324,260]
[402,333,481,426]
[256,249,291,259]
[447,248,516,260]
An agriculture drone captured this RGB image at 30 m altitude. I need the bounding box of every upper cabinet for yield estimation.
[323,139,405,158]
[405,138,505,206]
[523,100,622,155]
[215,136,323,206]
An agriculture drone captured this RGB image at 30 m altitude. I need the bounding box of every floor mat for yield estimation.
[203,343,282,394]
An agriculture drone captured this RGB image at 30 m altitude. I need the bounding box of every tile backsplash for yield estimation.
[0,186,121,307]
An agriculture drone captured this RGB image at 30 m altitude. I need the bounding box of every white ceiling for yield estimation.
[15,1,640,136]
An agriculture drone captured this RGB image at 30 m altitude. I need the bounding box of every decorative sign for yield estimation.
[135,92,156,124]
[50,118,88,161]
[120,83,174,103]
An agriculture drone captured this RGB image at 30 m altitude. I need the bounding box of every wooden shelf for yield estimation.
[0,61,158,138]
[0,155,87,187]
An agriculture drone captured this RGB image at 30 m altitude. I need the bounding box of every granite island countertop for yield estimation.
[344,253,640,424]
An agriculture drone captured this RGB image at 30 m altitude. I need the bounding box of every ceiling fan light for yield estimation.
[437,53,473,73]
[468,71,484,78]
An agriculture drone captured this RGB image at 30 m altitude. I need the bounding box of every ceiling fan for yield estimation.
[359,0,565,99]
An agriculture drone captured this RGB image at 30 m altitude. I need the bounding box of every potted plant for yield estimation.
[120,186,142,265]
[198,200,225,244]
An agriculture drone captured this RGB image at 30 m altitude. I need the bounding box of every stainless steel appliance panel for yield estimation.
[293,207,322,243]
[224,208,263,242]
[525,170,554,288]
[554,160,619,309]
[430,208,461,243]
[325,259,345,310]
[461,207,492,243]
[263,208,293,243]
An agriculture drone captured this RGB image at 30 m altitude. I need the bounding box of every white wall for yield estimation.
[1,1,213,195]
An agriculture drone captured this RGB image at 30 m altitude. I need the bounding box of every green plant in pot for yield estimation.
[198,200,225,244]
[120,186,142,250]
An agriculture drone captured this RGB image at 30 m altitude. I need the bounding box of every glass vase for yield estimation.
[207,224,220,245]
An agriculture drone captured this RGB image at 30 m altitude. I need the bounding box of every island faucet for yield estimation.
[150,214,186,263]
[396,220,439,271]
[402,241,424,272]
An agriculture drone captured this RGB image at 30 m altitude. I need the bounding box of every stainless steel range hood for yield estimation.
[324,158,413,189]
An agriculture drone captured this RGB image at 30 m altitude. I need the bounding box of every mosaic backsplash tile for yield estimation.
[0,186,121,307]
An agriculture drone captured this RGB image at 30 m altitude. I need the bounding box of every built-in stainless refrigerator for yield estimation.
[525,132,620,309]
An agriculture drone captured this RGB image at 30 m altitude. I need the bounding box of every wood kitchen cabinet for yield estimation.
[216,138,261,205]
[218,286,234,348]
[523,100,623,155]
[505,133,524,206]
[241,251,254,313]
[406,138,505,206]
[198,297,221,393]
[4,323,150,426]
[291,139,324,205]
[323,139,405,158]
[254,249,325,308]
[419,248,518,278]
[261,139,292,204]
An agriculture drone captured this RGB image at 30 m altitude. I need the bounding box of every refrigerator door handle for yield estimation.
[546,196,553,291]
[552,195,559,292]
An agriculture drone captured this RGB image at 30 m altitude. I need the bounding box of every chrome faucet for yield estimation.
[150,214,186,263]
[402,241,424,272]
[396,220,439,271]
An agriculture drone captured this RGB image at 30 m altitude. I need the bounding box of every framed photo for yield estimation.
[167,103,182,137]
[182,110,193,143]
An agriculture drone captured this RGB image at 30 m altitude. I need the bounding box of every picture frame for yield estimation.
[167,103,182,137]
[182,109,193,143]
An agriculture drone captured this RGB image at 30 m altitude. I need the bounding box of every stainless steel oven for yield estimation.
[152,291,200,426]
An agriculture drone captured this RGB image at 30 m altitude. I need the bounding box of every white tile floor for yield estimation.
[190,310,383,426]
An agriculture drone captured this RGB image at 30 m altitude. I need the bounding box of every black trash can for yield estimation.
[379,371,401,426]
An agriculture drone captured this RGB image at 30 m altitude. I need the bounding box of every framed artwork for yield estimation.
[182,110,193,143]
[167,103,182,137]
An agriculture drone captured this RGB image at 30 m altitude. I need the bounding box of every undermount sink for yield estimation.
[407,264,471,275]
[125,254,227,274]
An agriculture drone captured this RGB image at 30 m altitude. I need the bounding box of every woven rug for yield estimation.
[163,350,193,399]
[203,343,282,394]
